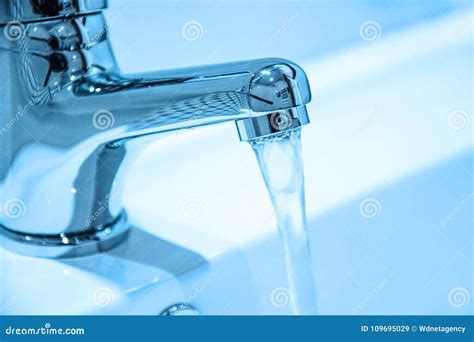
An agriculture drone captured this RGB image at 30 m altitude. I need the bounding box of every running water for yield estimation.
[250,128,317,315]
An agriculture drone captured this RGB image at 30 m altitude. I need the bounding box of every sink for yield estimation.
[1,2,472,315]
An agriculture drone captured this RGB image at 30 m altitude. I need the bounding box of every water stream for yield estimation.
[250,128,317,315]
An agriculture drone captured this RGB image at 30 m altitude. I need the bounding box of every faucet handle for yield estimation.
[0,0,107,24]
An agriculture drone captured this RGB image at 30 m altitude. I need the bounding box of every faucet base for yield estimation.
[0,212,130,258]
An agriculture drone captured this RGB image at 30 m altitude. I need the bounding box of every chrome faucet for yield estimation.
[0,1,311,257]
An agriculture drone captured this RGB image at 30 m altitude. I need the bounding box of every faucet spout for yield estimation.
[55,58,311,145]
[0,10,311,257]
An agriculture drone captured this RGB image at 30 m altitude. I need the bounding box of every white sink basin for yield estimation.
[1,3,472,315]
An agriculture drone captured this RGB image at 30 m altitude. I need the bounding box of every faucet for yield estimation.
[0,1,311,258]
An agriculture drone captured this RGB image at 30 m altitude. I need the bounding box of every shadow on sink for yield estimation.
[61,227,208,287]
